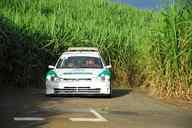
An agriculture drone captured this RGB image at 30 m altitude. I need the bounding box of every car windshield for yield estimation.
[56,56,103,69]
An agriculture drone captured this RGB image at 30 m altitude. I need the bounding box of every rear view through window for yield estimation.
[56,56,103,69]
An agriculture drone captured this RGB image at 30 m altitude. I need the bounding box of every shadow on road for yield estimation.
[112,88,132,98]
[0,87,64,128]
[0,87,131,128]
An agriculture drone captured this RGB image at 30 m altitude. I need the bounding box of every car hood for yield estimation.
[54,69,102,79]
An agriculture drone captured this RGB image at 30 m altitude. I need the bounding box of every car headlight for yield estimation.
[97,69,111,82]
[100,76,105,81]
[98,75,110,82]
[50,77,63,82]
[46,70,59,81]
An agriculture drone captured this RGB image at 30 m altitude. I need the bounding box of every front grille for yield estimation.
[54,87,100,94]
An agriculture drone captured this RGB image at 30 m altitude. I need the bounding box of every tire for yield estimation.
[45,93,55,97]
[105,93,112,98]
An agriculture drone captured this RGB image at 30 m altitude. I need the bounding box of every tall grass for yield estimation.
[0,0,191,99]
[148,2,192,99]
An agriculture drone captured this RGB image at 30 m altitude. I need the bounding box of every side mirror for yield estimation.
[105,65,112,69]
[48,65,55,69]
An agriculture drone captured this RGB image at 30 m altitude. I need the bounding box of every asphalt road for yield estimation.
[0,87,192,128]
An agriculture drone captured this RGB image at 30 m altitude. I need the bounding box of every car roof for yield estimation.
[68,47,98,52]
[60,51,100,58]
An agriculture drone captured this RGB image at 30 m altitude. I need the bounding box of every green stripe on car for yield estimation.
[98,69,112,78]
[46,70,57,80]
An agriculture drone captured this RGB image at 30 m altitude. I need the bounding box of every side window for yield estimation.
[56,59,63,68]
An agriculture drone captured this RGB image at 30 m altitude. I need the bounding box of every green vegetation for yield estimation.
[0,0,191,99]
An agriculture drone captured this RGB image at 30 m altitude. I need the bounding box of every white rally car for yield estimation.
[45,47,112,97]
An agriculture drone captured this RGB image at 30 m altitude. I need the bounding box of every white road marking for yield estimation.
[70,108,107,122]
[13,108,107,122]
[14,117,45,121]
[90,108,107,121]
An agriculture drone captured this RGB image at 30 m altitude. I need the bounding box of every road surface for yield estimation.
[0,87,192,128]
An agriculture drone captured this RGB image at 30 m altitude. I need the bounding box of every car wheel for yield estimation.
[45,93,55,97]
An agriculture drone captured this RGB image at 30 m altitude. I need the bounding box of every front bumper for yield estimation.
[46,80,111,95]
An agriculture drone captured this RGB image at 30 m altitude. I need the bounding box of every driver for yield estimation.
[86,58,97,68]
